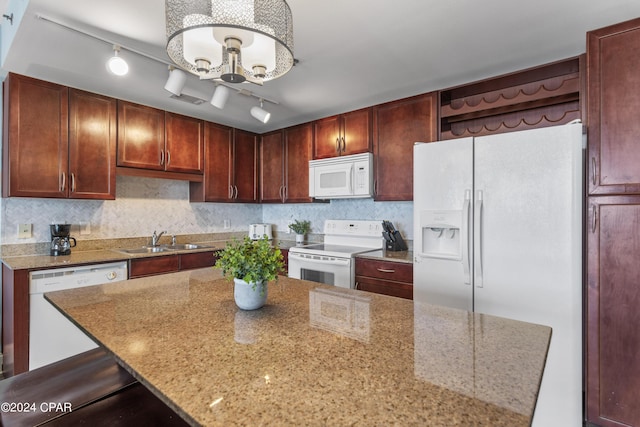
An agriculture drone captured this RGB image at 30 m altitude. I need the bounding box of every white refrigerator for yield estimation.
[413,123,583,426]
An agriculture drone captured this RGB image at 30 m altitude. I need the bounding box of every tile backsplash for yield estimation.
[0,176,413,246]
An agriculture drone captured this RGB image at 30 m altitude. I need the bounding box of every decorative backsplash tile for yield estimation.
[0,176,414,247]
[0,176,262,245]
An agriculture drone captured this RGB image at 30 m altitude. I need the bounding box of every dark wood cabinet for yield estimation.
[2,74,116,199]
[260,130,285,202]
[280,248,289,274]
[233,129,258,203]
[180,251,218,271]
[117,102,204,176]
[129,255,180,279]
[190,123,257,203]
[68,89,117,199]
[355,258,413,300]
[260,123,313,203]
[585,17,640,427]
[164,112,204,174]
[313,108,371,159]
[2,73,68,198]
[587,18,640,196]
[586,196,640,427]
[117,101,165,171]
[372,93,437,201]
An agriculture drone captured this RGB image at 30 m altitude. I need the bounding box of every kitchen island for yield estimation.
[45,268,550,426]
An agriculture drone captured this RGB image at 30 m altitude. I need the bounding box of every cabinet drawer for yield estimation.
[355,258,412,283]
[129,255,179,278]
[180,251,217,271]
[355,276,413,300]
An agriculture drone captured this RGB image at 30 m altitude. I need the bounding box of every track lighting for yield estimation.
[164,67,187,95]
[210,85,230,109]
[250,99,271,124]
[107,45,128,76]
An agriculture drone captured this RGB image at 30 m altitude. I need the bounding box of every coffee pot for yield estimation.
[50,224,76,256]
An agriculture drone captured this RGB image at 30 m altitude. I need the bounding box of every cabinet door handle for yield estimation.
[60,172,66,192]
[591,157,597,186]
[166,150,171,166]
[70,173,76,193]
[591,204,597,233]
[283,185,288,202]
[376,268,395,273]
[355,281,360,290]
[160,150,165,166]
[234,185,238,199]
[341,136,346,152]
[229,185,233,199]
[335,137,340,153]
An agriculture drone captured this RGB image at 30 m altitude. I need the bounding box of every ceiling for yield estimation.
[2,0,640,134]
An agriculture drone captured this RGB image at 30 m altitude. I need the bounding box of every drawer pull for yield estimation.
[376,268,395,273]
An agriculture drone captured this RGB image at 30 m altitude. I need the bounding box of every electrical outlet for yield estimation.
[18,223,32,239]
[79,222,91,235]
[223,219,231,229]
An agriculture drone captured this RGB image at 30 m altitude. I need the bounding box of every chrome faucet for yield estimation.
[151,230,166,246]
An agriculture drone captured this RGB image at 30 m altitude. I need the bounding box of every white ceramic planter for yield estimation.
[295,233,305,244]
[233,278,267,310]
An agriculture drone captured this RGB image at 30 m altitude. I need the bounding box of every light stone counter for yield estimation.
[46,268,550,427]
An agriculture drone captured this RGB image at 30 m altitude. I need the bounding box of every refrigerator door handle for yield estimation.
[474,190,484,288]
[462,189,471,285]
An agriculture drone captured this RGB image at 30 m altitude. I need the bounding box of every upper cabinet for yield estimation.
[117,101,203,177]
[260,123,313,203]
[190,123,258,203]
[116,101,165,170]
[164,112,204,174]
[373,93,437,201]
[313,108,372,159]
[2,73,116,199]
[587,18,640,195]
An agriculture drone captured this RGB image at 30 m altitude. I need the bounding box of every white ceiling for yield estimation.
[2,0,640,134]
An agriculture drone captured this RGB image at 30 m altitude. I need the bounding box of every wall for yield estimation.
[0,174,415,251]
[0,175,263,244]
[0,176,414,245]
[262,199,413,239]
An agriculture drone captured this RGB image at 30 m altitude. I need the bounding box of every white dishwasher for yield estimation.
[29,261,128,370]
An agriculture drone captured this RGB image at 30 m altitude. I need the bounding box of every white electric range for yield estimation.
[288,220,384,288]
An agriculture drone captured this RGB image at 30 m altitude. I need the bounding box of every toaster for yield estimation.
[249,223,273,240]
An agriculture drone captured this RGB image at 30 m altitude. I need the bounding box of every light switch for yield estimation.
[18,223,32,239]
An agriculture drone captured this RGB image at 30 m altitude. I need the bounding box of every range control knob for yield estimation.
[106,271,118,280]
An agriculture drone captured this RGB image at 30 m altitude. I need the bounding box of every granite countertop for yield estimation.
[1,239,299,271]
[46,268,551,427]
[355,249,414,264]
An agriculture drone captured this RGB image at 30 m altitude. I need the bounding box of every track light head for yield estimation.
[107,45,128,76]
[164,67,187,95]
[250,99,271,123]
[210,85,230,109]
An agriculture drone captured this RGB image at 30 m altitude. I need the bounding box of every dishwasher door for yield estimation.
[29,261,128,370]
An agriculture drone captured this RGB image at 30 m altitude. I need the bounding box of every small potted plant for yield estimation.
[288,219,311,244]
[215,236,284,310]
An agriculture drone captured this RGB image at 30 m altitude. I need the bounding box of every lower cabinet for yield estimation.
[280,248,289,274]
[128,251,218,279]
[586,196,640,427]
[355,258,413,299]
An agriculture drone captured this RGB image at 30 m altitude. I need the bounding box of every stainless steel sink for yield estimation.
[115,243,212,254]
[115,246,172,254]
[161,243,212,250]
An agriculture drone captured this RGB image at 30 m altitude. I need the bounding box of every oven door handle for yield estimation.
[289,253,351,266]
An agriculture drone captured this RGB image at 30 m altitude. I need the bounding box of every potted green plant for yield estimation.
[288,219,311,244]
[215,236,284,310]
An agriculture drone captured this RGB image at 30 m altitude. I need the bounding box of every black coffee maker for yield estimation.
[50,224,77,256]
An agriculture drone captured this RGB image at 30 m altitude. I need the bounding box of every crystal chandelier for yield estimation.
[165,0,294,85]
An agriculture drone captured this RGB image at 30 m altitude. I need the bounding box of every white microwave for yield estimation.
[308,153,373,199]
